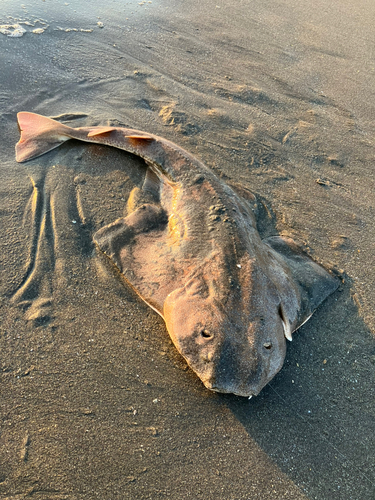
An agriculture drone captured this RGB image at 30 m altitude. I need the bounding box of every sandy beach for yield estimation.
[1,0,374,498]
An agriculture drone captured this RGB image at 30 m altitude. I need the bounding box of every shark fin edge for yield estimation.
[16,112,73,162]
[125,135,154,146]
[87,127,117,137]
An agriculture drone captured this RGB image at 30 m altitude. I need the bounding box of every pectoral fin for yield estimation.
[93,204,183,315]
[264,236,339,330]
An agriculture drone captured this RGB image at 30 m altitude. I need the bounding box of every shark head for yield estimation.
[163,236,338,397]
[163,252,296,397]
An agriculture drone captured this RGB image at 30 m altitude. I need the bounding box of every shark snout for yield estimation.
[203,375,260,398]
[197,341,266,397]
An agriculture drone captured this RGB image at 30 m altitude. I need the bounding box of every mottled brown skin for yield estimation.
[16,112,338,397]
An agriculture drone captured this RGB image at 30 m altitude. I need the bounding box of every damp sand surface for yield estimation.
[1,0,375,499]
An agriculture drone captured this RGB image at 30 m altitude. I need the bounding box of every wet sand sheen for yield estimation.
[0,0,375,499]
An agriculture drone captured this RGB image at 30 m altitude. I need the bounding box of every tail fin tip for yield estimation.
[16,112,72,162]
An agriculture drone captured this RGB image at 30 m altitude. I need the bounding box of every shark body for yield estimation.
[16,112,338,397]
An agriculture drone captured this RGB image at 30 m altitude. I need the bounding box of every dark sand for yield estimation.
[1,0,375,498]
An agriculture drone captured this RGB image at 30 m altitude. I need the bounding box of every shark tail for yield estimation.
[16,112,74,163]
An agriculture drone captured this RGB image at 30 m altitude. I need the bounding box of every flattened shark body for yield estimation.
[16,112,338,397]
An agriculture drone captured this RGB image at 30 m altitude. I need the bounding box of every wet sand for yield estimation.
[1,0,375,498]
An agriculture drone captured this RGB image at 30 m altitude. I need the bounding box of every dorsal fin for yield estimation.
[87,127,116,137]
[126,135,153,140]
[126,135,154,146]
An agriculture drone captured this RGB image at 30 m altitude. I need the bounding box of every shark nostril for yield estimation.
[201,351,214,363]
[263,342,272,350]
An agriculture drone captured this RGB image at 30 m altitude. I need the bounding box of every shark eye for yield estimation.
[200,329,213,339]
[263,342,272,350]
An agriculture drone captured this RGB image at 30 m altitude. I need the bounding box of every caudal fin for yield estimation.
[16,112,74,162]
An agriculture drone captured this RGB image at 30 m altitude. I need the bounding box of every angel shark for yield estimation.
[15,112,338,397]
